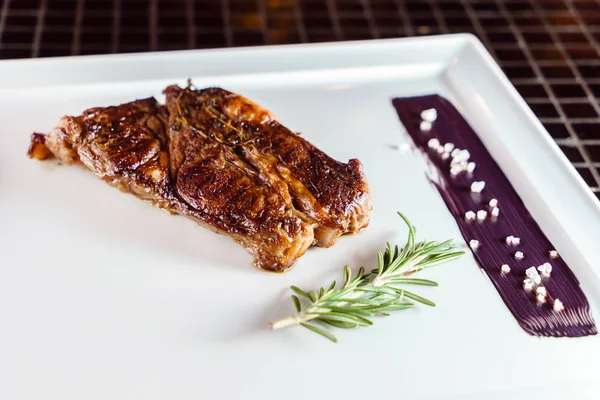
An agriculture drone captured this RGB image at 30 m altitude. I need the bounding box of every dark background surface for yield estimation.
[1,0,599,200]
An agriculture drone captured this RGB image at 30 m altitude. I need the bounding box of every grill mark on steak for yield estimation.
[28,82,371,271]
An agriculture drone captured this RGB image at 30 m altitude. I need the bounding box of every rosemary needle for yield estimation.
[269,212,464,342]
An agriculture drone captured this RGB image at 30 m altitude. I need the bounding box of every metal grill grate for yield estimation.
[1,0,599,200]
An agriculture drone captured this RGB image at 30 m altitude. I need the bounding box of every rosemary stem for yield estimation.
[270,281,386,330]
[270,313,319,330]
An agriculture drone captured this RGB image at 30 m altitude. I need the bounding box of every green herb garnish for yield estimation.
[269,212,464,342]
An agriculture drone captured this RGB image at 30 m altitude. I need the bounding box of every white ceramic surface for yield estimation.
[1,35,600,400]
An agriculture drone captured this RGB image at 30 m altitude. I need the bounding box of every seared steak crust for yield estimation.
[28,83,371,271]
[164,88,314,270]
[165,85,371,247]
[28,97,314,271]
[28,98,175,208]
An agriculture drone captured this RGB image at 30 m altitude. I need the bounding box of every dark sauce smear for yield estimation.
[393,95,596,337]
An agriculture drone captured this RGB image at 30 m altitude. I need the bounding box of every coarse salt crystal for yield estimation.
[536,293,547,304]
[451,148,460,158]
[466,162,476,173]
[441,152,450,160]
[501,264,511,274]
[538,262,552,277]
[427,138,440,149]
[526,266,539,279]
[514,251,524,260]
[505,235,514,245]
[491,207,500,217]
[451,154,464,165]
[477,210,487,221]
[523,278,534,291]
[543,261,552,271]
[469,240,480,250]
[437,146,445,155]
[465,211,476,221]
[553,299,565,312]
[536,286,547,297]
[451,160,468,171]
[421,108,438,122]
[489,198,498,207]
[470,181,485,193]
[453,149,470,163]
[450,165,464,176]
[420,120,432,132]
[444,142,455,153]
[511,237,521,246]
[549,250,559,259]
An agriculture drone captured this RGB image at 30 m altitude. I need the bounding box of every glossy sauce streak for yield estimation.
[392,95,596,337]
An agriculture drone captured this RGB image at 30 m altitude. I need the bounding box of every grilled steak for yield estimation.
[28,83,371,271]
[164,85,371,247]
[28,97,314,271]
[28,98,176,208]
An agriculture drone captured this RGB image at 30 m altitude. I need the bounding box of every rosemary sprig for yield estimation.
[269,212,464,342]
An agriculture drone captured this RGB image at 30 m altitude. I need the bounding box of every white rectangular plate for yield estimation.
[2,35,600,400]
